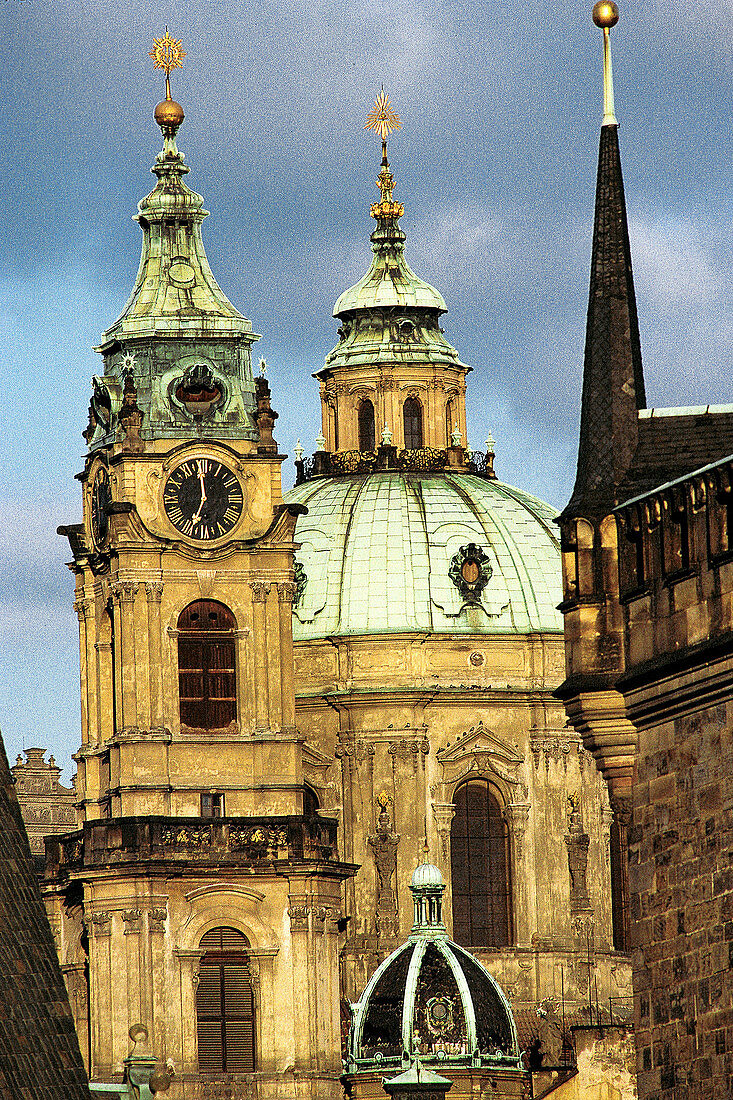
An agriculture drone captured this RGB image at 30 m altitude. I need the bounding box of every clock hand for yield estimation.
[192,467,208,525]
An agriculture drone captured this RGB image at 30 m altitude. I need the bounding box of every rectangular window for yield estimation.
[201,793,224,818]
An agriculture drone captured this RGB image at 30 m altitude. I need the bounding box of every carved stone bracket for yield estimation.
[529,733,586,772]
[250,581,272,603]
[73,598,93,622]
[111,580,139,603]
[505,802,531,863]
[431,802,456,862]
[277,581,298,603]
[89,911,112,937]
[145,581,164,603]
[287,901,340,934]
[122,909,142,934]
[149,908,167,933]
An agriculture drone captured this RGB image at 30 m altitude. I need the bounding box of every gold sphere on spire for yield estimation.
[593,1,619,28]
[154,99,185,129]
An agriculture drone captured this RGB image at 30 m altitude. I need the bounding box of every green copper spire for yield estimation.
[86,40,260,450]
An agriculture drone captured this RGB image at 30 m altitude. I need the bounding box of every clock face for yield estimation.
[90,467,111,549]
[163,457,244,541]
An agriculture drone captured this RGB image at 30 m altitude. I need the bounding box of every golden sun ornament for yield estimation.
[149,31,186,76]
[364,89,402,141]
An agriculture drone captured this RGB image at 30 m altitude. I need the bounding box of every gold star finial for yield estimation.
[365,90,405,221]
[364,88,402,142]
[149,30,186,101]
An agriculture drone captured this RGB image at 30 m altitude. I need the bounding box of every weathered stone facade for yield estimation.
[12,747,76,854]
[557,17,733,1100]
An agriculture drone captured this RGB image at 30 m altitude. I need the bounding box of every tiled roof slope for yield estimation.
[562,123,645,521]
[0,738,90,1099]
[620,409,733,500]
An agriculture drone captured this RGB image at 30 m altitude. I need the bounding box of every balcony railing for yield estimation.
[295,444,496,484]
[45,814,340,876]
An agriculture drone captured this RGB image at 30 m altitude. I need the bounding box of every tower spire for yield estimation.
[562,2,645,521]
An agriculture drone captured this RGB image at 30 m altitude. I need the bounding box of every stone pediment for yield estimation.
[436,722,523,787]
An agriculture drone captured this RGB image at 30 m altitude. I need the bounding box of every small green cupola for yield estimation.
[346,862,523,1077]
[85,34,260,450]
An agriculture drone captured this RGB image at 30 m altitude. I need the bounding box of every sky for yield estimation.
[0,0,730,778]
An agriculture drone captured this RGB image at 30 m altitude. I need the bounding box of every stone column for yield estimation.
[145,582,165,731]
[111,581,139,731]
[147,907,167,1058]
[175,949,204,1078]
[74,597,93,746]
[250,581,271,732]
[88,909,113,1078]
[249,950,278,1073]
[265,587,283,732]
[96,603,114,744]
[122,909,143,1033]
[505,802,531,944]
[277,582,298,732]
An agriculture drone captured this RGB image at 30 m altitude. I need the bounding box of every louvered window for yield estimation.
[403,398,423,449]
[196,928,255,1073]
[178,601,237,730]
[450,779,512,948]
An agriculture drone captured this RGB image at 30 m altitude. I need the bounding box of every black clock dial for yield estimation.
[163,458,244,540]
[90,467,111,548]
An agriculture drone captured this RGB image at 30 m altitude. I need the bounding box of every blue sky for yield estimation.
[0,0,730,777]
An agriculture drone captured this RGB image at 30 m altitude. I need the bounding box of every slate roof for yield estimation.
[562,122,645,521]
[0,736,90,1099]
[619,407,733,501]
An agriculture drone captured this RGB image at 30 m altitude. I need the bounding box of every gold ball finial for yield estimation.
[154,99,185,129]
[593,1,619,28]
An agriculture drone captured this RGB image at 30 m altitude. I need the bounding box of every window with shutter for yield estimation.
[178,601,237,730]
[450,779,512,948]
[196,928,255,1073]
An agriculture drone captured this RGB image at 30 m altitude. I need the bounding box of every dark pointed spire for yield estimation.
[563,3,645,521]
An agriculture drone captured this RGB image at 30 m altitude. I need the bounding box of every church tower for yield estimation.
[47,37,354,1097]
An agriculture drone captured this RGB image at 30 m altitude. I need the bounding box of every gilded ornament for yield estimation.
[364,89,402,141]
[592,0,619,28]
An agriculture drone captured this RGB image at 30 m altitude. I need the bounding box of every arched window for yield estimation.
[358,399,375,452]
[445,399,456,447]
[450,779,512,948]
[403,398,423,449]
[196,927,255,1073]
[178,601,237,730]
[303,785,319,816]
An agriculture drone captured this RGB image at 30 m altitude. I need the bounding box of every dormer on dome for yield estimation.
[314,93,470,458]
[85,45,259,451]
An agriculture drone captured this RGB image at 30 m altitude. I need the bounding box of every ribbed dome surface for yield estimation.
[347,937,519,1071]
[333,251,447,315]
[284,472,562,639]
[411,862,445,888]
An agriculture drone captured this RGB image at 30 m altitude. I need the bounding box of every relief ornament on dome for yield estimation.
[448,543,493,606]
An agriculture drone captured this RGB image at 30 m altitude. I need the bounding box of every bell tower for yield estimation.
[47,36,354,1097]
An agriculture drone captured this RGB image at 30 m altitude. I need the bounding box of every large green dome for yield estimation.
[284,472,562,639]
